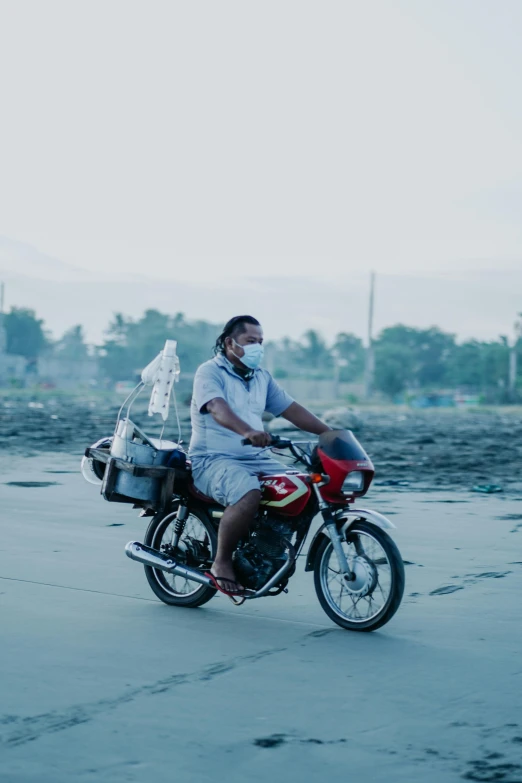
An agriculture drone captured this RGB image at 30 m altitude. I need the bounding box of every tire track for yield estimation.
[0,646,287,748]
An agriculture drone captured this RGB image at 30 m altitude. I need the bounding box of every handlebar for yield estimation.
[241,435,293,448]
[241,434,313,468]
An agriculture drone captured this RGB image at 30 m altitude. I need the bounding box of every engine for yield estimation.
[233,514,294,591]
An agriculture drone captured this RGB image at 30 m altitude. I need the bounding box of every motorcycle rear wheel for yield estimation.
[144,506,218,607]
[314,522,405,632]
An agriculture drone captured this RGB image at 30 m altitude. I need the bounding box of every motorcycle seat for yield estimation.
[188,482,219,505]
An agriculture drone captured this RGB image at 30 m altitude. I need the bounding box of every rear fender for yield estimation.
[304,508,396,572]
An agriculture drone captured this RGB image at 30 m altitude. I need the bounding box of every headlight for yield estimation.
[342,471,364,493]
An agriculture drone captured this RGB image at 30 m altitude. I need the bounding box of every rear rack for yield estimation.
[85,446,186,511]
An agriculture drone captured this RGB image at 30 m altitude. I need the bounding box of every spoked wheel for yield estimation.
[314,521,405,632]
[144,506,218,607]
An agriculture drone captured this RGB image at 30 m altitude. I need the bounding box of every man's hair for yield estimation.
[214,315,261,355]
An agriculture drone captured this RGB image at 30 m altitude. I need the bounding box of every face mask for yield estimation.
[232,340,264,370]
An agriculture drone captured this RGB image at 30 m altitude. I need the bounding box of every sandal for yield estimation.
[205,572,253,605]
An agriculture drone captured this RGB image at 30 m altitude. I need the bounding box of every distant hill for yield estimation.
[0,236,520,345]
[0,236,100,282]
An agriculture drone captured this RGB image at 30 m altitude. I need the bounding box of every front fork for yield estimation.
[312,484,354,578]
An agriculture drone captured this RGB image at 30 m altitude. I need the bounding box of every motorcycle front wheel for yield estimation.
[144,506,218,607]
[314,521,405,632]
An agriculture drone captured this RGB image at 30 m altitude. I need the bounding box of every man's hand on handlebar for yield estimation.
[241,430,272,448]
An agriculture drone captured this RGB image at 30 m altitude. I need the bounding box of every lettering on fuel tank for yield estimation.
[262,479,291,495]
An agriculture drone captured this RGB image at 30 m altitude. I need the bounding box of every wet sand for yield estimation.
[1,450,521,782]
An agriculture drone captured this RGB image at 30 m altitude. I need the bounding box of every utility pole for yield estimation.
[364,272,375,400]
[509,312,522,400]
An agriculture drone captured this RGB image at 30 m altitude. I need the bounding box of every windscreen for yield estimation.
[318,429,371,463]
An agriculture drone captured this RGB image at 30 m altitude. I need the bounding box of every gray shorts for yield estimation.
[191,455,288,507]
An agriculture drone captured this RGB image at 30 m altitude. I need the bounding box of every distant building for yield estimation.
[0,313,99,388]
[37,355,99,390]
[0,352,26,385]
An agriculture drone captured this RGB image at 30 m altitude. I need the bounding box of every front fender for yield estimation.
[304,508,396,572]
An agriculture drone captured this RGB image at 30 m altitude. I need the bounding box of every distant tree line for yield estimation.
[372,325,517,401]
[2,308,89,362]
[97,310,220,381]
[2,306,521,401]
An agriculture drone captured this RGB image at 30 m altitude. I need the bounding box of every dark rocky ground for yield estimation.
[356,409,522,491]
[1,395,521,492]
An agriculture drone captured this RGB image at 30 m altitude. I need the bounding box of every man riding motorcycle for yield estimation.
[189,315,331,597]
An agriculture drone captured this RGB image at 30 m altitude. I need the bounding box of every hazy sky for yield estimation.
[1,0,521,285]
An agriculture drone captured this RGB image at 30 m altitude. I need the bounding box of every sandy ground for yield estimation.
[1,450,522,782]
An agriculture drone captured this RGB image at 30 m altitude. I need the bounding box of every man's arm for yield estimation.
[206,397,272,447]
[280,401,331,435]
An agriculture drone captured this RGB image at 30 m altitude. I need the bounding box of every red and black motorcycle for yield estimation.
[117,430,405,632]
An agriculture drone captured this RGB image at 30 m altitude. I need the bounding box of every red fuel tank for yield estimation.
[259,472,311,516]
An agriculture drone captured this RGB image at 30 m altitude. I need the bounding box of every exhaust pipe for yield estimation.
[125,541,214,587]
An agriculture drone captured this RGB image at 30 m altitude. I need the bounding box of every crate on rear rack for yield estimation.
[85,420,188,512]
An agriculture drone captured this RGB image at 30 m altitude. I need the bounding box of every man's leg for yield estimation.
[210,456,288,589]
[211,489,261,588]
[191,457,269,590]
